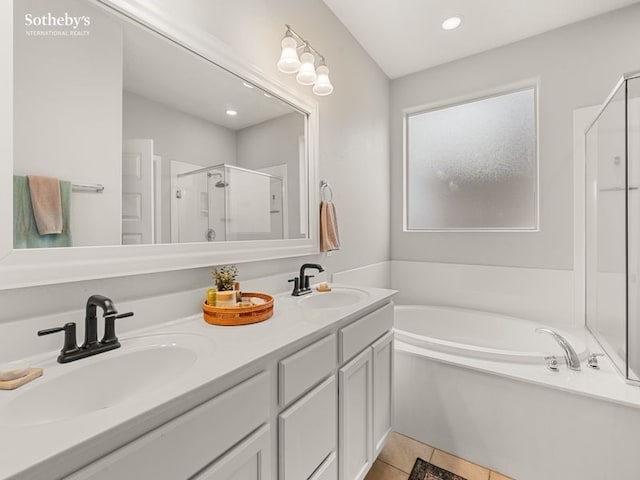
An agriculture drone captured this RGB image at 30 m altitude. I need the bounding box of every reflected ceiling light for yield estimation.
[442,16,462,30]
[242,81,254,89]
[225,109,238,116]
[277,24,333,96]
[263,93,272,98]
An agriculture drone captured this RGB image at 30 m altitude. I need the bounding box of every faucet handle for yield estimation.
[38,325,69,336]
[288,277,300,295]
[587,353,605,369]
[102,312,134,346]
[303,275,315,290]
[544,355,560,372]
[38,322,80,362]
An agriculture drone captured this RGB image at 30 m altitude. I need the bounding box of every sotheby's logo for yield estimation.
[24,12,91,37]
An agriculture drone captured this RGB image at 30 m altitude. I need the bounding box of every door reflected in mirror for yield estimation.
[13,0,309,248]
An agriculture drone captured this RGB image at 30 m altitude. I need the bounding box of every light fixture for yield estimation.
[442,16,462,30]
[276,25,333,96]
[242,81,254,89]
[277,32,301,73]
[296,48,317,85]
[313,61,333,96]
[225,109,238,116]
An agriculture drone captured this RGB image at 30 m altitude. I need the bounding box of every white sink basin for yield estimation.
[0,333,213,426]
[298,288,369,309]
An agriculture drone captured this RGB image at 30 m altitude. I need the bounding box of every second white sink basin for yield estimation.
[298,288,369,309]
[0,333,213,427]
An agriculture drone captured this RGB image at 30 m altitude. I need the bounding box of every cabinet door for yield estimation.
[372,331,393,457]
[193,425,270,480]
[339,348,373,480]
[279,376,337,480]
[65,372,269,480]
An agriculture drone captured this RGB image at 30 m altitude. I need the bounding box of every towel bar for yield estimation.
[72,183,104,193]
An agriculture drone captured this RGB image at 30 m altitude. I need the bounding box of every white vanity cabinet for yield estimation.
[65,372,270,480]
[192,425,271,480]
[278,334,338,480]
[337,304,394,480]
[57,299,394,480]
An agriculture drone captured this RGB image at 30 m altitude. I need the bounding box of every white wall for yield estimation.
[13,0,122,246]
[391,260,576,327]
[236,113,304,238]
[0,0,390,324]
[390,4,640,270]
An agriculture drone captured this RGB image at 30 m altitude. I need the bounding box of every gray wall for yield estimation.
[14,0,123,246]
[236,113,305,238]
[123,91,237,167]
[391,4,640,270]
[0,0,390,323]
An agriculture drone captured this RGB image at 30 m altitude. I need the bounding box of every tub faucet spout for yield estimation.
[535,328,581,371]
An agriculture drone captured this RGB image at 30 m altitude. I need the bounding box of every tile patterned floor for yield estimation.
[365,432,514,480]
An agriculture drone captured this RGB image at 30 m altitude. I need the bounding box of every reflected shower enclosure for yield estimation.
[586,72,640,384]
[174,164,284,243]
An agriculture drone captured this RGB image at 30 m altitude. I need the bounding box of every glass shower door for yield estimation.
[586,72,640,384]
[627,76,640,381]
[586,82,627,376]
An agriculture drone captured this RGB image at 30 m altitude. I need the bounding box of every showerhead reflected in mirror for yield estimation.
[13,0,309,248]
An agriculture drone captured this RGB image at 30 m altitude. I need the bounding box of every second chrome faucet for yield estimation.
[536,327,581,371]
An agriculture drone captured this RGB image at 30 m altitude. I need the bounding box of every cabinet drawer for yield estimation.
[279,375,337,480]
[339,303,393,363]
[192,424,271,480]
[309,452,338,480]
[66,372,270,480]
[279,333,337,407]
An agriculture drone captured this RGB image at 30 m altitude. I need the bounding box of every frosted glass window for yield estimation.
[405,87,538,230]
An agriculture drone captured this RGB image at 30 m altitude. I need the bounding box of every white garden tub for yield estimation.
[394,304,588,363]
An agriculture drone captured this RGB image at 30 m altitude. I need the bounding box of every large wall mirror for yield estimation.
[0,0,319,288]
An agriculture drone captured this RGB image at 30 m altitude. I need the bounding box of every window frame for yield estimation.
[402,79,540,233]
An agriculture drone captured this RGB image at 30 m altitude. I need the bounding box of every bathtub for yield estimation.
[392,304,640,480]
[394,304,588,363]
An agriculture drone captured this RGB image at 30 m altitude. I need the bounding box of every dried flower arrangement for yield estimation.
[212,264,238,291]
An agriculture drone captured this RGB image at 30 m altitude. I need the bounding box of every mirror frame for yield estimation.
[0,0,319,290]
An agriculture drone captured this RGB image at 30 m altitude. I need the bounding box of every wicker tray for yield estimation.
[202,292,274,326]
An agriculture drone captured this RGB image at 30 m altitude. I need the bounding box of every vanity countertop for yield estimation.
[0,284,396,480]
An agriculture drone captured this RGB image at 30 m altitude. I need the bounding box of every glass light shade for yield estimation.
[312,65,333,96]
[277,36,301,73]
[296,51,317,85]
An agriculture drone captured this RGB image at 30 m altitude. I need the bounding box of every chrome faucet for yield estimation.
[536,328,581,371]
[288,263,324,296]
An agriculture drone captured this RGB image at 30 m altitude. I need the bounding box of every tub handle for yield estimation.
[587,353,605,369]
[544,356,559,372]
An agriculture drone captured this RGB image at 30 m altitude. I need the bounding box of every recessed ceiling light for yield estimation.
[442,16,462,30]
[242,81,254,89]
[225,109,238,116]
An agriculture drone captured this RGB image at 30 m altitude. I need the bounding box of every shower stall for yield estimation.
[175,163,284,243]
[586,71,640,384]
